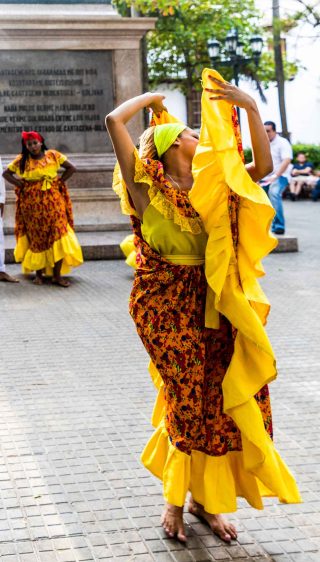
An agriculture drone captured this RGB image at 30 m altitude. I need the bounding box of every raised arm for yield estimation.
[205,76,273,182]
[105,93,166,219]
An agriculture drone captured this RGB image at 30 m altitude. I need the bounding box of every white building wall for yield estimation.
[157,86,188,124]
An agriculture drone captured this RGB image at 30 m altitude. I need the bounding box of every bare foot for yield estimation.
[33,275,43,285]
[52,277,70,288]
[161,503,187,543]
[0,272,19,283]
[188,498,237,543]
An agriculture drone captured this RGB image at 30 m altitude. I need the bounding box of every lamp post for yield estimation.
[208,28,263,125]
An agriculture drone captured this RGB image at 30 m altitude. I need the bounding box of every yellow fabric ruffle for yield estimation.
[148,191,202,234]
[142,422,285,513]
[151,110,183,125]
[14,224,83,275]
[142,360,300,513]
[188,68,299,505]
[120,234,137,269]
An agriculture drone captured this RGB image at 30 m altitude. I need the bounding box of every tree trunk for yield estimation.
[185,62,194,128]
[141,36,150,129]
[272,0,290,139]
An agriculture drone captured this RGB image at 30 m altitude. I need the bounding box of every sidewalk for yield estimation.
[0,201,319,562]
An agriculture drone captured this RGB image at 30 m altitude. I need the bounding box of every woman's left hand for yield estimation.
[205,76,255,110]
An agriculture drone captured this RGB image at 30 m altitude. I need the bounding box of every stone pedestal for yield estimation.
[0,3,156,231]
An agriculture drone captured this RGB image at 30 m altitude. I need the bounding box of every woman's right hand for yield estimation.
[147,93,167,115]
[15,179,24,189]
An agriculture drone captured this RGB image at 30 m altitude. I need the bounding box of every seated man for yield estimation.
[289,151,318,200]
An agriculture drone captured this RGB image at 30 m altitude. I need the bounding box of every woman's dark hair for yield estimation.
[19,139,48,174]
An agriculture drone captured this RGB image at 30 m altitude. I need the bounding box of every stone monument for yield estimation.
[0,1,155,234]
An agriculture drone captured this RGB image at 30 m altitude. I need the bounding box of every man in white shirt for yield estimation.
[260,121,293,235]
[0,157,19,282]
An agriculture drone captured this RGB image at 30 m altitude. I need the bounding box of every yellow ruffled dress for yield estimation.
[114,69,301,513]
[9,149,83,275]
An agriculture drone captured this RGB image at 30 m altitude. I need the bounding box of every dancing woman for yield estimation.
[3,131,83,286]
[106,69,301,543]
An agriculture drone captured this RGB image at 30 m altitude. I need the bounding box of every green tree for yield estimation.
[113,0,299,126]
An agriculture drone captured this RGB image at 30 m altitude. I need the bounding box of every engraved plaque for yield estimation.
[0,50,114,153]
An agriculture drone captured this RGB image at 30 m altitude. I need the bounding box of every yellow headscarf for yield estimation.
[154,123,186,158]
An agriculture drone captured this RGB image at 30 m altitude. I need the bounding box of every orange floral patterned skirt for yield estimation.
[15,178,74,252]
[14,178,83,275]
[130,218,273,458]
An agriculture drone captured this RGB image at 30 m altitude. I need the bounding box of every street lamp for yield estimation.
[250,35,264,57]
[208,28,263,124]
[208,39,220,60]
[208,28,263,87]
[225,29,238,55]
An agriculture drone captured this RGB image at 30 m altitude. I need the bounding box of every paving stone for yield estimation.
[0,544,17,556]
[20,554,39,562]
[243,544,266,557]
[172,550,195,561]
[189,549,214,561]
[130,542,149,555]
[208,546,232,560]
[147,540,168,553]
[279,540,302,553]
[262,542,285,555]
[295,539,319,552]
[225,545,248,558]
[290,555,319,562]
[199,535,222,548]
[152,554,175,562]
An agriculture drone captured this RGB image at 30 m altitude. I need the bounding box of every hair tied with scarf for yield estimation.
[21,131,44,144]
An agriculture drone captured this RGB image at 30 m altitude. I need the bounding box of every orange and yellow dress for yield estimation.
[114,68,301,513]
[8,149,83,275]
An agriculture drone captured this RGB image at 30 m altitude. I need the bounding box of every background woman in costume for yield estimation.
[106,73,300,543]
[2,131,83,287]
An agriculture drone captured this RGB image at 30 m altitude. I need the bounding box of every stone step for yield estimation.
[4,230,129,263]
[4,232,298,264]
[4,222,131,235]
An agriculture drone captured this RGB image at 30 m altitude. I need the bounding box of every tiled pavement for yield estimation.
[0,201,319,562]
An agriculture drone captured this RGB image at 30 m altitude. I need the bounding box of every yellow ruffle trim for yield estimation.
[14,224,83,275]
[142,361,300,513]
[189,68,300,506]
[141,70,301,512]
[120,234,137,269]
[112,147,202,235]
